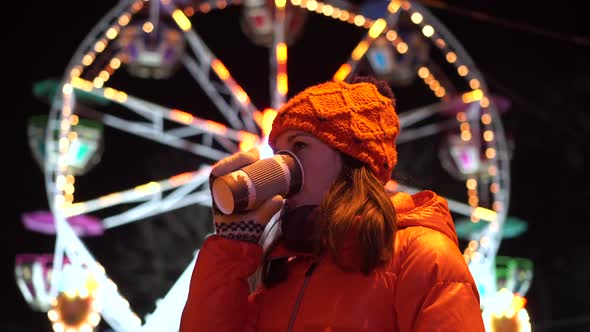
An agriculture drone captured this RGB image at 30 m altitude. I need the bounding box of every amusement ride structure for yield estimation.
[18,0,534,331]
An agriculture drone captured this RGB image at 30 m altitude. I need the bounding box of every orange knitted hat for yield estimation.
[268,78,400,184]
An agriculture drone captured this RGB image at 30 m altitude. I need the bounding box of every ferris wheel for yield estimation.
[19,0,517,331]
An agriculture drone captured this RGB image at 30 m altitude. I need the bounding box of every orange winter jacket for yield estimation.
[180,190,485,331]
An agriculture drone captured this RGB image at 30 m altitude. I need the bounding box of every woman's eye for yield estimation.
[292,141,306,152]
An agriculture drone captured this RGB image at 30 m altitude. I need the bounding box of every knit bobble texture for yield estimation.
[269,79,400,184]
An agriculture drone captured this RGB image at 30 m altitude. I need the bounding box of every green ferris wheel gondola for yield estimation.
[27,114,104,176]
[32,78,112,107]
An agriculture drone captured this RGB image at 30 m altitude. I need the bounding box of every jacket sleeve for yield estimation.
[179,235,263,332]
[395,228,485,332]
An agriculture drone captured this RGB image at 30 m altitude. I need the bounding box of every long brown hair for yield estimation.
[315,154,397,274]
[257,154,397,289]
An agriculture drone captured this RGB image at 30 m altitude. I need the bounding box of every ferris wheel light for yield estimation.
[333,64,352,82]
[52,322,65,332]
[368,18,387,38]
[483,288,532,332]
[307,0,319,12]
[278,73,289,95]
[352,40,370,60]
[422,25,434,37]
[410,12,423,24]
[81,53,95,67]
[211,59,230,80]
[239,139,257,152]
[472,206,497,223]
[172,9,192,31]
[276,43,288,63]
[261,108,278,137]
[50,264,102,332]
[387,1,401,13]
[462,89,483,103]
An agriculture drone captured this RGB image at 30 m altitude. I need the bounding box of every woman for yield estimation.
[180,77,485,331]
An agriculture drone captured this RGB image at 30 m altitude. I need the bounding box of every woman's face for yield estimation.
[273,130,343,208]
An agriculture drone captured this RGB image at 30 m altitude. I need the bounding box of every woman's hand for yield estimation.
[209,148,284,243]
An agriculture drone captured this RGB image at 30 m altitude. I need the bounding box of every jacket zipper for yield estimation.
[287,261,317,332]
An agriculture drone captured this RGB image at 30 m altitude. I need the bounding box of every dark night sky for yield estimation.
[9,1,590,331]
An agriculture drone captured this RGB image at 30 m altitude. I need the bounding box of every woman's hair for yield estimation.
[314,154,397,274]
[255,154,398,289]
